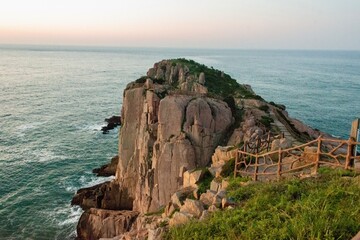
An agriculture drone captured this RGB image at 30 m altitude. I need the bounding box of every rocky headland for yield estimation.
[72,59,326,239]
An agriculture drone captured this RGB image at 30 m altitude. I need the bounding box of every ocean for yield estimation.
[0,45,359,239]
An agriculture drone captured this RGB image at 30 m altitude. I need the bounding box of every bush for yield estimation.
[258,105,269,112]
[220,158,235,177]
[259,115,274,128]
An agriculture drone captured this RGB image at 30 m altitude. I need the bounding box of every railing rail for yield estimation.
[234,136,360,180]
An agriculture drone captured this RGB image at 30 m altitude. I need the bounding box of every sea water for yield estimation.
[0,45,359,239]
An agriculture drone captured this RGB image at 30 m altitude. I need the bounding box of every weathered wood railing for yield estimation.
[234,137,360,181]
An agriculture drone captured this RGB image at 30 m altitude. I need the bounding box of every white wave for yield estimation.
[64,175,114,195]
[77,123,104,132]
[79,175,115,188]
[31,148,68,163]
[65,186,77,192]
[58,206,83,226]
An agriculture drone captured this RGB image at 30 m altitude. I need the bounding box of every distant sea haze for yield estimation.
[0,46,359,239]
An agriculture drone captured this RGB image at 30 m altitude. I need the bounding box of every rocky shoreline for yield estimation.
[72,59,326,239]
[101,116,121,134]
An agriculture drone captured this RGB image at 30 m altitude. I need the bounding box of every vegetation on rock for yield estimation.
[171,58,263,100]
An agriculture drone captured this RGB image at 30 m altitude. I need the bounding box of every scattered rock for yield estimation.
[179,199,204,218]
[93,155,119,177]
[169,212,193,226]
[211,146,237,166]
[210,179,221,192]
[270,138,293,152]
[212,194,223,208]
[199,190,217,206]
[183,169,205,188]
[102,116,121,134]
[170,186,197,208]
[221,179,229,190]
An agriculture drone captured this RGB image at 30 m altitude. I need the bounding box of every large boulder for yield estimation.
[211,146,237,167]
[169,212,193,227]
[270,138,293,152]
[77,209,139,240]
[183,169,205,188]
[179,199,204,218]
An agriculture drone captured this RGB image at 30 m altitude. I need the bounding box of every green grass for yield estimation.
[197,169,214,194]
[165,168,360,240]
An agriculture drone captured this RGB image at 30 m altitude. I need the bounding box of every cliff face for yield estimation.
[116,60,234,213]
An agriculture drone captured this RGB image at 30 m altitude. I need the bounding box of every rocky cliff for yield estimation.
[72,59,323,239]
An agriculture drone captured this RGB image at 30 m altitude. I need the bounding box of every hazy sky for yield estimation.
[1,0,359,49]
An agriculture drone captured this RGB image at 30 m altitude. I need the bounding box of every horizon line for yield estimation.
[1,43,360,52]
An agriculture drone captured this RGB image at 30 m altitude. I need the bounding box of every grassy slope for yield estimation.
[165,169,360,240]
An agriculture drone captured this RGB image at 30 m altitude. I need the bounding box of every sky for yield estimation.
[0,0,360,50]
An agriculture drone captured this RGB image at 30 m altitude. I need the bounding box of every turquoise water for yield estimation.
[0,46,359,239]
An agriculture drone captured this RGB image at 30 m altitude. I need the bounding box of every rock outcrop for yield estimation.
[102,116,121,134]
[77,209,139,240]
[74,59,239,239]
[73,59,325,239]
[93,155,119,177]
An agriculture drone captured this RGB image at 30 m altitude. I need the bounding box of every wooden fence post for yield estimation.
[267,132,271,152]
[277,148,282,180]
[254,155,259,181]
[314,137,321,174]
[234,150,239,178]
[346,138,354,169]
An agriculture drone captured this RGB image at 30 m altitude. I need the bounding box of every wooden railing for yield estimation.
[234,137,360,181]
